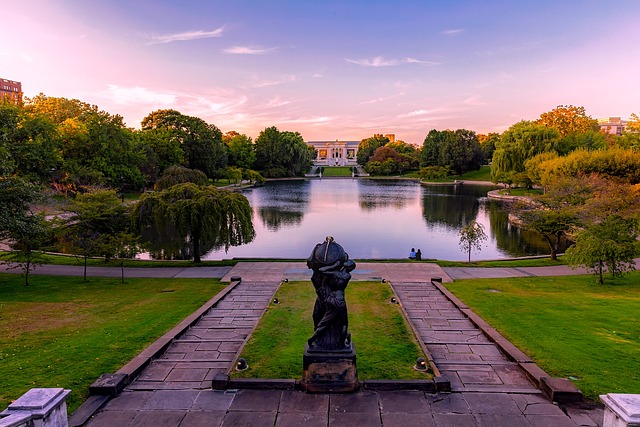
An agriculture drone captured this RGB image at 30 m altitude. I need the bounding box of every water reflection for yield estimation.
[254,180,310,231]
[421,184,480,229]
[358,179,414,211]
[141,224,222,260]
[140,179,559,261]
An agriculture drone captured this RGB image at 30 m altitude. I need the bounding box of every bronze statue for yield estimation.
[306,236,356,351]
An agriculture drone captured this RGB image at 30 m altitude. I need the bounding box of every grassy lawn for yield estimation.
[233,281,431,380]
[0,274,226,412]
[444,271,640,400]
[459,165,492,181]
[321,166,354,177]
[0,252,237,268]
[436,257,567,268]
[499,188,544,196]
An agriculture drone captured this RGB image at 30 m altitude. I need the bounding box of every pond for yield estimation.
[142,179,555,261]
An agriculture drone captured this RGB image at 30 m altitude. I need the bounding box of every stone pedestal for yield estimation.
[601,394,640,427]
[1,388,71,427]
[302,342,358,393]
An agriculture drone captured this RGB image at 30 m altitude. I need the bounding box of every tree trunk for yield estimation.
[193,232,201,263]
[83,255,88,282]
[121,261,125,284]
[598,261,603,284]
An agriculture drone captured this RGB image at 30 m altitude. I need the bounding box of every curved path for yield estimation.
[72,261,604,426]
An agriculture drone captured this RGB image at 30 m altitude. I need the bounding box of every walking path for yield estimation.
[71,261,605,426]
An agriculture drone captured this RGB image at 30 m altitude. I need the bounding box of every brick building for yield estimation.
[0,78,22,103]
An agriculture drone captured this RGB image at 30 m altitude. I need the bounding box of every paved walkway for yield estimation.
[75,262,605,426]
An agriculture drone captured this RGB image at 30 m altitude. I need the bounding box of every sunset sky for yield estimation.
[2,0,639,144]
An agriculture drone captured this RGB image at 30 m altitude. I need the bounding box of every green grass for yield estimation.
[459,165,492,181]
[0,252,237,268]
[499,188,544,196]
[435,256,567,268]
[233,281,431,380]
[444,271,640,400]
[421,165,494,183]
[0,274,227,412]
[321,166,354,177]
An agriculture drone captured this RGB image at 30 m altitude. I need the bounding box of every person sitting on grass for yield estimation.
[409,248,416,259]
[416,249,422,260]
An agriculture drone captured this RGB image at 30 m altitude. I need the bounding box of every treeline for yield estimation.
[0,95,314,194]
[354,105,640,183]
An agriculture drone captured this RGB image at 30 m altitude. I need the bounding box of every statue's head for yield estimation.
[308,236,346,271]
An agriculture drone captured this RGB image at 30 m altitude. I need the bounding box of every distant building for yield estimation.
[0,78,22,103]
[307,140,360,166]
[306,134,395,166]
[598,117,627,135]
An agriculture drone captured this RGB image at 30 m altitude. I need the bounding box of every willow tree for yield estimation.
[133,183,254,262]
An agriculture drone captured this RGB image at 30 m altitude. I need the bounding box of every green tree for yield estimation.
[565,216,639,284]
[491,121,560,183]
[478,133,500,163]
[514,206,577,261]
[254,127,311,177]
[357,134,389,166]
[102,232,143,284]
[135,128,185,184]
[225,132,256,170]
[155,165,209,190]
[421,129,483,175]
[459,221,487,262]
[133,183,255,263]
[0,177,42,239]
[4,214,52,286]
[141,109,227,178]
[61,190,130,281]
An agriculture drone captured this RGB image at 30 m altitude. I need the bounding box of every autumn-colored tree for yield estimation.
[536,105,599,138]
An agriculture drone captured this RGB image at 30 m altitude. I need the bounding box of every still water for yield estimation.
[192,179,551,261]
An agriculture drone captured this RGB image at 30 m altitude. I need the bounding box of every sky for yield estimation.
[2,0,639,145]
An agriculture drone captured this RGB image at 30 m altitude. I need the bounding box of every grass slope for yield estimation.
[321,166,353,177]
[0,274,225,412]
[444,272,640,400]
[233,281,430,380]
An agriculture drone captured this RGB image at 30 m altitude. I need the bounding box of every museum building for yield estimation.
[307,134,395,166]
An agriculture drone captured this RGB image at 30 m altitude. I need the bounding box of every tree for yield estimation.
[133,183,255,263]
[459,221,487,262]
[565,216,639,284]
[0,177,42,239]
[225,132,256,170]
[491,121,560,183]
[536,105,599,138]
[141,109,227,178]
[514,206,577,260]
[478,133,499,163]
[254,127,311,177]
[4,214,52,286]
[102,232,143,283]
[155,165,209,190]
[61,190,130,281]
[357,134,389,166]
[421,129,483,175]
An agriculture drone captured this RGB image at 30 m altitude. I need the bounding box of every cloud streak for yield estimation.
[146,27,225,44]
[441,28,464,36]
[346,56,441,67]
[223,46,277,55]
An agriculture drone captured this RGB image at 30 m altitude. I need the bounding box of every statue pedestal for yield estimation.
[302,342,358,393]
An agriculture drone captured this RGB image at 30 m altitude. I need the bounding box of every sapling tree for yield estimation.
[459,221,487,263]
